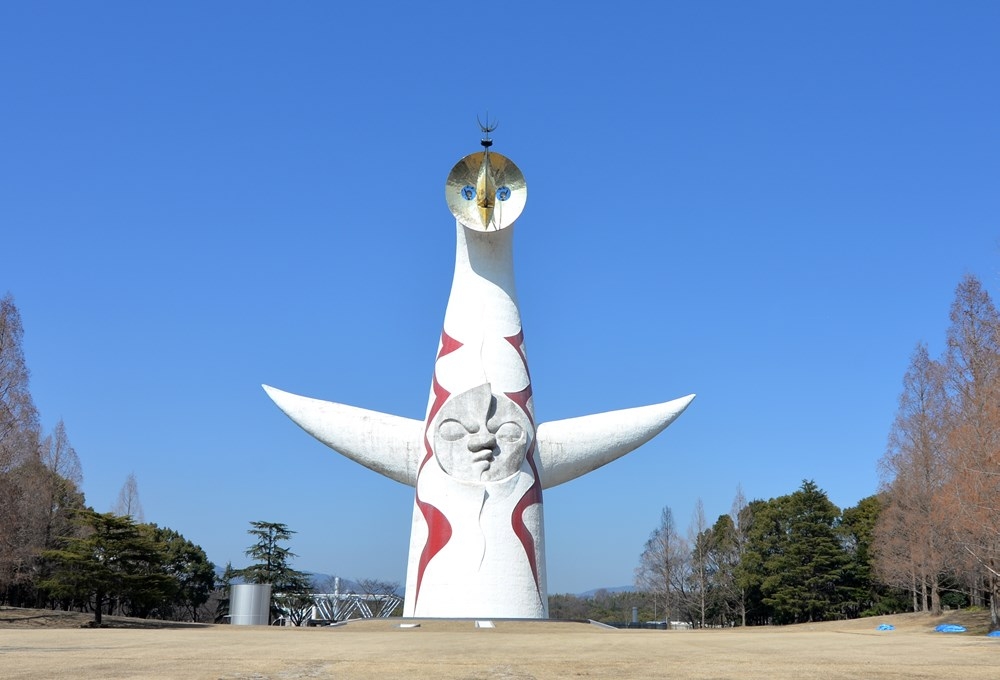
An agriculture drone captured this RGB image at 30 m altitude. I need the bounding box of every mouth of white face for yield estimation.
[471,449,497,466]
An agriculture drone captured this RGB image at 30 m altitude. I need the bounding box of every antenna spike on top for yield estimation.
[478,113,497,148]
[477,112,498,133]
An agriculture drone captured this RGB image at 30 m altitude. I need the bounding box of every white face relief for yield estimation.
[433,383,531,482]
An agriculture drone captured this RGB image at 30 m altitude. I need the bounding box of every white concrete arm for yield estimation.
[262,384,424,487]
[535,394,696,489]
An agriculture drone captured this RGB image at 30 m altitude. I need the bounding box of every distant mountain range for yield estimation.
[574,586,636,598]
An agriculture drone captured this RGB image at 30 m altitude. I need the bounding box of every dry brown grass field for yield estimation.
[1,607,996,679]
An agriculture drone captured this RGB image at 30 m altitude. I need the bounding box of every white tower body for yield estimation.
[262,133,694,619]
[405,220,545,617]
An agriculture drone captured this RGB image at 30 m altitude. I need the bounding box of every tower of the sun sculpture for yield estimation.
[263,122,694,618]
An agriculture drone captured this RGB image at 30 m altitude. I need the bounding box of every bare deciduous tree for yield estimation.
[0,294,43,601]
[635,506,689,628]
[355,577,403,617]
[875,343,951,613]
[877,276,1000,628]
[34,420,85,548]
[688,499,709,628]
[730,486,751,626]
[941,275,1000,626]
[0,293,39,468]
[112,472,144,523]
[355,577,399,598]
[40,420,82,486]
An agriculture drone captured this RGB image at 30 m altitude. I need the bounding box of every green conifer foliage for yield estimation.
[42,511,172,624]
[236,521,312,623]
[744,481,849,624]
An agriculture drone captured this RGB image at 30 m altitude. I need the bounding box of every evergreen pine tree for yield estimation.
[236,521,312,624]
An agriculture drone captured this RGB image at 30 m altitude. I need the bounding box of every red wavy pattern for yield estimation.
[505,329,544,595]
[412,331,463,607]
[505,330,531,380]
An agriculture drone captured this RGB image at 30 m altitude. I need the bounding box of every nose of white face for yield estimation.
[467,431,497,455]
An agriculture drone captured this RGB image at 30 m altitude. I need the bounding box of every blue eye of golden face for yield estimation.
[496,186,511,201]
[461,185,476,200]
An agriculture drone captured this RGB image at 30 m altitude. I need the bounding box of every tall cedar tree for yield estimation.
[735,498,774,625]
[746,481,849,624]
[238,521,312,623]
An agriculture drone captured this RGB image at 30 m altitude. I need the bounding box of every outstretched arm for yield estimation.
[535,394,695,489]
[262,384,424,487]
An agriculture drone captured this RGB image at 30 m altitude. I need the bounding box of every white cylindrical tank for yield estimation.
[230,583,271,625]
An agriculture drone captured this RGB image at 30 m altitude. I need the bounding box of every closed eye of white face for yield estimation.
[495,422,523,443]
[438,419,473,442]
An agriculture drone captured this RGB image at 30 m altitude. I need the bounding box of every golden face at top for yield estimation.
[445,150,527,232]
[432,383,532,483]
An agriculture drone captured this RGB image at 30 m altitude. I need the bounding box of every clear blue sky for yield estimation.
[2,2,998,594]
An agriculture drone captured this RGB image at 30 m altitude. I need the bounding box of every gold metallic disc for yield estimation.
[445,151,527,231]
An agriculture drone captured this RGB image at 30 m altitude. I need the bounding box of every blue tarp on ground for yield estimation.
[934,624,966,633]
[876,624,895,631]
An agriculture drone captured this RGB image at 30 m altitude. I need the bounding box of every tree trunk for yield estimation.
[990,572,1000,629]
[970,572,984,608]
[94,590,104,625]
[930,575,940,615]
